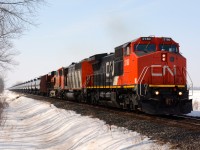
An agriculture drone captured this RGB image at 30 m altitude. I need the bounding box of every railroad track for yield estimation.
[20,93,200,131]
[166,114,200,129]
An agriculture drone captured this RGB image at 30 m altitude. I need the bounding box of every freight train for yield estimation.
[9,36,193,115]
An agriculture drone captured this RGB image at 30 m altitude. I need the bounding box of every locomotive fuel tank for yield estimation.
[65,92,75,100]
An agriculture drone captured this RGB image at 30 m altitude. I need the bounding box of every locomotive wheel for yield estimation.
[129,101,134,111]
[91,91,99,105]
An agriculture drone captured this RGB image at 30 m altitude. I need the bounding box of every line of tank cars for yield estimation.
[9,36,193,115]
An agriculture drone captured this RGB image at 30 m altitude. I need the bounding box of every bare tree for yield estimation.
[0,0,45,71]
[0,39,18,70]
[0,77,4,93]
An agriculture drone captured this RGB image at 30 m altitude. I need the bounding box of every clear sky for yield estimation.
[6,0,200,87]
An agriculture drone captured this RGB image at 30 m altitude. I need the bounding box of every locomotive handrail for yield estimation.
[137,66,149,85]
[139,66,150,96]
[137,66,150,96]
[85,75,91,87]
[137,66,147,95]
[85,73,107,88]
[183,67,193,96]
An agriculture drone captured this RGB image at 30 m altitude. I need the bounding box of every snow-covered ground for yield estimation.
[0,91,171,150]
[187,90,200,117]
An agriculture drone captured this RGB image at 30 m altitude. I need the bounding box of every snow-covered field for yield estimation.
[187,90,200,117]
[0,91,170,150]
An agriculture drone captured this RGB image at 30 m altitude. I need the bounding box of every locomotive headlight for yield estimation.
[162,58,166,61]
[155,91,159,95]
[178,91,183,96]
[162,54,166,57]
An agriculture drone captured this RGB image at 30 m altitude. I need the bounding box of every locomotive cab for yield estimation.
[130,37,192,114]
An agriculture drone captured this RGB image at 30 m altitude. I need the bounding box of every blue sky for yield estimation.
[7,0,200,87]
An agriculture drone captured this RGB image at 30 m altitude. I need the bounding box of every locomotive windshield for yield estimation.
[160,44,178,53]
[134,44,156,52]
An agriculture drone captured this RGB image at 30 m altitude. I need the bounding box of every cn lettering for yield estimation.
[151,65,176,77]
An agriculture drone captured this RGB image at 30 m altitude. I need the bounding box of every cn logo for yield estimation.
[151,65,176,77]
[106,61,114,77]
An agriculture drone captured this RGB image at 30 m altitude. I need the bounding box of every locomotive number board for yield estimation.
[163,37,171,41]
[141,37,152,41]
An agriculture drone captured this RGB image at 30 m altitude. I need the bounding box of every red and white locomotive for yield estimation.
[10,36,193,114]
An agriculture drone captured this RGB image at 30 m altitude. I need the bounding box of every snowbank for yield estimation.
[186,90,200,117]
[0,91,170,149]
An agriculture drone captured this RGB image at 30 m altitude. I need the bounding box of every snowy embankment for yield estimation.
[187,90,200,117]
[0,91,170,149]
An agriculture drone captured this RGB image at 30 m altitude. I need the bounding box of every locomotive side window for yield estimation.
[124,46,130,56]
[160,45,178,53]
[134,44,156,52]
